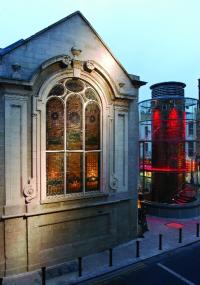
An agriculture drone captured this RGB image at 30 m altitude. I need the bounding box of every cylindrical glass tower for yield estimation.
[139,82,199,204]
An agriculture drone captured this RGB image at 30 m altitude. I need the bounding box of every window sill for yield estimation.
[41,191,108,204]
[2,194,132,219]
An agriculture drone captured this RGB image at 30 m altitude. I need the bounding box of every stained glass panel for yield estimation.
[85,152,100,191]
[46,98,64,150]
[85,102,100,150]
[65,79,84,92]
[66,95,82,150]
[49,84,65,96]
[46,78,101,197]
[66,153,83,193]
[85,88,98,101]
[46,153,64,196]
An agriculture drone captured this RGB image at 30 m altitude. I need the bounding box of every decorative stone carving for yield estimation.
[12,63,21,72]
[84,60,95,72]
[11,63,21,79]
[23,177,36,203]
[72,60,82,77]
[110,174,119,191]
[71,46,82,58]
[119,82,125,88]
[61,55,72,67]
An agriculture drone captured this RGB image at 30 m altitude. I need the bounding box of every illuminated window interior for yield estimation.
[46,78,101,196]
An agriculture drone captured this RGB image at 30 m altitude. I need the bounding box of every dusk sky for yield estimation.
[1,0,200,101]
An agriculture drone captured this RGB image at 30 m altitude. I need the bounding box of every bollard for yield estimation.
[179,228,182,243]
[159,234,163,250]
[41,266,46,285]
[136,240,140,258]
[78,257,82,277]
[196,223,200,237]
[109,248,113,267]
[0,278,3,285]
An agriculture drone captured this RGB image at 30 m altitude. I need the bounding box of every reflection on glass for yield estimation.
[46,153,64,196]
[85,103,100,150]
[66,153,83,193]
[46,98,64,150]
[85,152,100,191]
[66,95,82,150]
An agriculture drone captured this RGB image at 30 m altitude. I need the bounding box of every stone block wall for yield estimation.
[0,11,143,279]
[0,94,5,211]
[0,221,5,277]
[4,218,27,275]
[1,199,136,276]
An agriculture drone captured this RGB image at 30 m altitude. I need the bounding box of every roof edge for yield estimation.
[0,10,145,88]
[0,11,83,57]
[150,81,186,89]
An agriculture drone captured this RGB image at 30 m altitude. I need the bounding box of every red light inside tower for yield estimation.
[167,107,179,138]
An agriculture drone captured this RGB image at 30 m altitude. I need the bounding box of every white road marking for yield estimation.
[157,263,195,285]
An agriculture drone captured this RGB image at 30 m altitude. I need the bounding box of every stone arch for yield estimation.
[31,62,114,203]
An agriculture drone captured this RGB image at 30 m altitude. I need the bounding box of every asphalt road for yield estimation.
[77,241,200,285]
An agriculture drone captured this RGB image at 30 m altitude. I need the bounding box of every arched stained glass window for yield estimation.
[46,78,101,197]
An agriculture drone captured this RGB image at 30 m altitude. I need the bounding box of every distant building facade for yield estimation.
[196,79,200,175]
[0,12,144,278]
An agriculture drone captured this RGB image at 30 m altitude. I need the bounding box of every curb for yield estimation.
[73,238,200,284]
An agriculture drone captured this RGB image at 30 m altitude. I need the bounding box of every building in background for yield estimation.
[0,12,145,279]
[139,82,200,217]
[196,79,200,179]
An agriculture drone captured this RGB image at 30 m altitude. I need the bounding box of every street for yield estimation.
[77,241,200,285]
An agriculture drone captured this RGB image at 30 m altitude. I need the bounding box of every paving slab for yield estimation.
[45,215,200,285]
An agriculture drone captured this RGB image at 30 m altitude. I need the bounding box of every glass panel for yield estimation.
[46,98,64,150]
[49,84,65,96]
[85,102,100,150]
[66,153,83,193]
[85,88,98,101]
[85,152,100,191]
[65,79,84,92]
[46,153,64,196]
[66,95,82,150]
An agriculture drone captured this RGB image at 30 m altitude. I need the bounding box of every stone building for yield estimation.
[0,11,144,278]
[196,79,200,174]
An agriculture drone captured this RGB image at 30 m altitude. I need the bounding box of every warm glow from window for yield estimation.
[46,78,101,196]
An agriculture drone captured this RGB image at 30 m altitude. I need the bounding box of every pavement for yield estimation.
[45,215,200,285]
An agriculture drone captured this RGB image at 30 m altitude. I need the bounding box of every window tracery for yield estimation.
[46,78,101,196]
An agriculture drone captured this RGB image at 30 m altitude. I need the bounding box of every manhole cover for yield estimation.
[165,222,183,229]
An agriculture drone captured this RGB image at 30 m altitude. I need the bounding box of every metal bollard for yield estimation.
[136,240,140,258]
[196,223,200,237]
[179,228,182,243]
[78,257,82,277]
[41,266,46,285]
[109,248,113,267]
[159,234,163,250]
